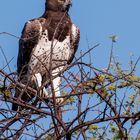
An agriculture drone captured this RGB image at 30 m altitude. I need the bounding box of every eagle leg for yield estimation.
[35,73,48,97]
[52,76,63,103]
[52,68,64,104]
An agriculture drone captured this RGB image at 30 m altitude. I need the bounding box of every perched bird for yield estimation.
[12,0,80,111]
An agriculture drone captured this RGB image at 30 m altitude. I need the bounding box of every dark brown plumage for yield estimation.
[12,0,80,111]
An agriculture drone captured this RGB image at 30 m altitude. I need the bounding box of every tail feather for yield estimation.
[12,103,19,111]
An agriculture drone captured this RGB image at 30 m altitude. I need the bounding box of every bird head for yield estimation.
[46,0,72,12]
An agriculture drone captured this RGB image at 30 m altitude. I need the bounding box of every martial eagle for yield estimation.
[12,0,80,110]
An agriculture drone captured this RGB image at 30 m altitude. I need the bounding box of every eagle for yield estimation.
[12,0,80,111]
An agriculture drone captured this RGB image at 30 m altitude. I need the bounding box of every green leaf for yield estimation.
[4,90,11,97]
[108,84,116,91]
[109,35,118,42]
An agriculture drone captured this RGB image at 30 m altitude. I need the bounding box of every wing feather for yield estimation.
[17,20,41,76]
[12,20,41,111]
[68,24,80,64]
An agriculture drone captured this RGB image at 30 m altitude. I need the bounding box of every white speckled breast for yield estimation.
[29,29,71,75]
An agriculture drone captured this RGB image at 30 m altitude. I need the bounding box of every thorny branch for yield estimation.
[0,32,140,139]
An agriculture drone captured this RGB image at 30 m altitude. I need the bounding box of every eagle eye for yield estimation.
[58,0,65,3]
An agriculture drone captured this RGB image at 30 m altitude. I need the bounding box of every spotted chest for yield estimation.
[28,29,71,75]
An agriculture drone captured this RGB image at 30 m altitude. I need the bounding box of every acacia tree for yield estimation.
[0,32,140,140]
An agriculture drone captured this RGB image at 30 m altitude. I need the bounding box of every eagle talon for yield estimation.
[12,0,80,111]
[56,97,64,104]
[46,97,63,105]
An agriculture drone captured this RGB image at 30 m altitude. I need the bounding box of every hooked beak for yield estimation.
[69,0,72,6]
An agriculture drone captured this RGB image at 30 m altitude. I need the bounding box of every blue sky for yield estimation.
[0,0,140,139]
[0,0,140,71]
